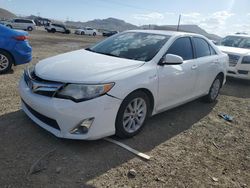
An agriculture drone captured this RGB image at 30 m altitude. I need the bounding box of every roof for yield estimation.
[126,29,204,37]
[226,34,250,38]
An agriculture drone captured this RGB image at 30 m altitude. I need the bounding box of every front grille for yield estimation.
[24,69,64,97]
[22,99,61,130]
[238,70,249,75]
[228,54,240,67]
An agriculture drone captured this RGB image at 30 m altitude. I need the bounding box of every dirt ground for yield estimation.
[0,31,249,188]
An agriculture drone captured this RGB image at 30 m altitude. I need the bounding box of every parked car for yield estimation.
[217,34,250,80]
[75,27,97,36]
[19,30,228,140]
[0,25,32,74]
[5,18,36,31]
[103,30,118,37]
[45,23,70,34]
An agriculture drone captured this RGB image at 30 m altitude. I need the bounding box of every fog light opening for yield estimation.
[70,118,94,135]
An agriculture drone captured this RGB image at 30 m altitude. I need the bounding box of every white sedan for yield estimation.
[218,34,250,80]
[75,27,97,36]
[19,30,228,140]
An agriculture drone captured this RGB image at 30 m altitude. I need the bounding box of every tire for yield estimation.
[51,29,56,33]
[65,30,70,34]
[203,76,222,103]
[0,50,13,74]
[93,32,96,36]
[81,31,85,35]
[27,26,33,31]
[115,91,150,138]
[6,25,12,29]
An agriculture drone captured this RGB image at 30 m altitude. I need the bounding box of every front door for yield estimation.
[157,37,198,111]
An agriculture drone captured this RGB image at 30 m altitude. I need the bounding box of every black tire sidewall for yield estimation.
[81,31,85,35]
[115,91,150,138]
[206,77,222,103]
[0,50,13,74]
[27,27,33,31]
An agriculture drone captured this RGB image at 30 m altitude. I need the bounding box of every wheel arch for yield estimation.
[123,88,155,116]
[216,72,225,87]
[0,48,15,65]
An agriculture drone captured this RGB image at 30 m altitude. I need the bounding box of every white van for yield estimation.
[5,18,36,31]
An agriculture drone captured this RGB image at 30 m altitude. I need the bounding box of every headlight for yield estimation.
[57,83,114,102]
[242,56,250,64]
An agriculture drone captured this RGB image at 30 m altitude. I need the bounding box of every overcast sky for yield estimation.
[1,0,250,36]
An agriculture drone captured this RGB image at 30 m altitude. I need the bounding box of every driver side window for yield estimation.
[167,37,194,61]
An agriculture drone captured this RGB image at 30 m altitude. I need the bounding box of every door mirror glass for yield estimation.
[159,54,183,65]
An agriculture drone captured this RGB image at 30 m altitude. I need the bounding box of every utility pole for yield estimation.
[177,14,181,31]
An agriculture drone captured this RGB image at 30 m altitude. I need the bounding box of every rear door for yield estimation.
[157,37,198,111]
[191,37,220,95]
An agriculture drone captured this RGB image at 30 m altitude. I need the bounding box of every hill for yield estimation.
[0,8,16,20]
[141,24,221,41]
[66,18,138,31]
[66,18,220,40]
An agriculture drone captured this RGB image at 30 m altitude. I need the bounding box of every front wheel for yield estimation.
[93,32,96,36]
[115,91,150,138]
[0,50,13,74]
[204,76,222,103]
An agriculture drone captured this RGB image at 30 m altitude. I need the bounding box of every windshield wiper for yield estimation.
[97,52,119,58]
[85,48,119,58]
[85,48,95,52]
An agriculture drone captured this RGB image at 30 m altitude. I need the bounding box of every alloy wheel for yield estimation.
[122,97,147,134]
[0,54,9,71]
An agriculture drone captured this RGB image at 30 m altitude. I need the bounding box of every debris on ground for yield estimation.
[104,138,151,160]
[128,169,137,178]
[28,148,56,175]
[218,113,233,122]
[211,177,219,182]
[56,167,62,174]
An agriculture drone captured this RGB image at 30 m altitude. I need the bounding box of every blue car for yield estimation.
[0,24,32,74]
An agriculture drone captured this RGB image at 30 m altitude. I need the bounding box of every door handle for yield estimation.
[212,59,219,64]
[191,65,198,70]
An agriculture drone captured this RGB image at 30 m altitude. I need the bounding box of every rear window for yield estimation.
[193,38,211,58]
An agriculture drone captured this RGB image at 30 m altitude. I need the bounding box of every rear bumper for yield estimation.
[19,77,122,140]
[12,41,32,65]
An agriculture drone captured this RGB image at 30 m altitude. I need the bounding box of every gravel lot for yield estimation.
[0,30,249,188]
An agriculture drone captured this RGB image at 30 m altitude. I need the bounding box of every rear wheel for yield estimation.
[0,50,13,74]
[204,76,222,103]
[115,91,150,138]
[27,26,33,31]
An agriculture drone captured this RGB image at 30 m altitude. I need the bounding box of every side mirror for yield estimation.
[158,54,183,66]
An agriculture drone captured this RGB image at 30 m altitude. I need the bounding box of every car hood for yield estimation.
[35,49,144,83]
[217,45,250,56]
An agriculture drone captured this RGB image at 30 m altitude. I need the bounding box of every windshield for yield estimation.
[220,36,250,49]
[88,32,170,62]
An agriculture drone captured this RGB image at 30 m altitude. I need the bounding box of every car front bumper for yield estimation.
[19,77,122,140]
[227,66,250,80]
